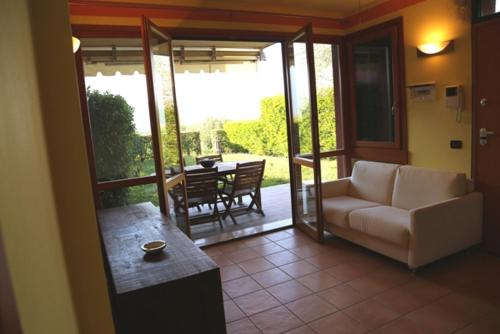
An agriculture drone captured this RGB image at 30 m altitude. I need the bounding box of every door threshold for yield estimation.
[195,218,292,248]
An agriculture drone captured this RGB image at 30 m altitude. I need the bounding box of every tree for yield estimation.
[181,132,201,156]
[87,89,135,207]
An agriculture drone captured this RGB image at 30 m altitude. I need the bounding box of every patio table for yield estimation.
[184,161,240,176]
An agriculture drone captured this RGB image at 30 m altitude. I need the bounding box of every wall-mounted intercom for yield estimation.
[445,85,464,123]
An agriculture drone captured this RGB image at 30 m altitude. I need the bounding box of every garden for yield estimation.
[88,87,338,208]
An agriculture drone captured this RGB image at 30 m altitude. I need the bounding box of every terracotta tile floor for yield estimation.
[204,228,500,334]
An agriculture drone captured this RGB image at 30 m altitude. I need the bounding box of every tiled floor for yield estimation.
[203,228,500,334]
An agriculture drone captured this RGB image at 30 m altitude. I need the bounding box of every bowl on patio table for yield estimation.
[200,159,216,168]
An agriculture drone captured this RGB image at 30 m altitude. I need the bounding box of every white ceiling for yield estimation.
[85,0,389,19]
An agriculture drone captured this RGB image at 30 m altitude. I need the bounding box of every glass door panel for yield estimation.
[285,25,324,242]
[142,18,190,236]
[313,43,339,153]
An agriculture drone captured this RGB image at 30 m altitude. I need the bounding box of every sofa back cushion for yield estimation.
[348,161,400,205]
[392,166,467,210]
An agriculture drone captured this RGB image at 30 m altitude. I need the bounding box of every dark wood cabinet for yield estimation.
[98,203,226,334]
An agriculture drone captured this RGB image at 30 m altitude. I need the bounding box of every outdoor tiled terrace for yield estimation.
[191,184,292,241]
[203,228,500,334]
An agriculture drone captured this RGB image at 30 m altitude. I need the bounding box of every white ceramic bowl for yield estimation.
[141,240,166,255]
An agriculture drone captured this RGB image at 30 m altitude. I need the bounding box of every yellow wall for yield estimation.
[0,0,114,333]
[347,0,472,175]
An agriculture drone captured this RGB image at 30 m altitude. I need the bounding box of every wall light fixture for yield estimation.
[417,40,454,57]
[72,36,81,54]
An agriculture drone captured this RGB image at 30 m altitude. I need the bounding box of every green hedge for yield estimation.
[223,87,336,157]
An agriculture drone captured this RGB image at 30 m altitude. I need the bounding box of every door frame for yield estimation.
[141,17,170,215]
[471,14,500,185]
[282,24,325,242]
[471,14,500,255]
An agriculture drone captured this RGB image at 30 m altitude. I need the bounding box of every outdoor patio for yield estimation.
[190,183,293,242]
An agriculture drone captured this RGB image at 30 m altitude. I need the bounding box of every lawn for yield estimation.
[126,153,338,206]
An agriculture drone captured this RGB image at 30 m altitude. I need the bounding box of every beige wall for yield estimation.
[0,0,114,333]
[347,0,472,175]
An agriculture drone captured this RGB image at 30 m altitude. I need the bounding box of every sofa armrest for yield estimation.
[408,192,483,269]
[321,177,351,198]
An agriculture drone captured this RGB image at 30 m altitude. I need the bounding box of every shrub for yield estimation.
[223,87,336,156]
[87,89,135,207]
[224,120,264,154]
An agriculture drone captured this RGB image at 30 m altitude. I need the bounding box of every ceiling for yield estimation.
[82,0,389,19]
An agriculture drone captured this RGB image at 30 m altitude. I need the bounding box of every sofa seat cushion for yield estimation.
[349,206,410,247]
[322,196,380,228]
[392,166,467,210]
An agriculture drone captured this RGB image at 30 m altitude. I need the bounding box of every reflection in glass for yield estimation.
[477,0,500,17]
[289,41,313,155]
[353,37,395,142]
[166,179,189,235]
[150,39,182,176]
[320,157,339,182]
[295,164,317,226]
[314,44,337,152]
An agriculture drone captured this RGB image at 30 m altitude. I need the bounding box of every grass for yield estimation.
[126,153,338,206]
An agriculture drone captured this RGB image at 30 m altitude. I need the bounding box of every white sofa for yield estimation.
[322,161,483,270]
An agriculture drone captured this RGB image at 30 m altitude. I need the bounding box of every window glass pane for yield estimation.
[320,156,339,182]
[166,179,189,235]
[98,183,159,209]
[150,37,182,176]
[289,40,313,155]
[314,44,338,152]
[477,0,500,17]
[296,164,317,225]
[353,36,395,142]
[82,38,155,183]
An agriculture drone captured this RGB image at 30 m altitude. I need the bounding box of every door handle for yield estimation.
[479,128,495,146]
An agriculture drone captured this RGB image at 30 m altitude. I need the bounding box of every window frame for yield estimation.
[342,17,408,165]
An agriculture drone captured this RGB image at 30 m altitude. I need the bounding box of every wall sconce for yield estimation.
[417,40,454,57]
[72,36,81,54]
